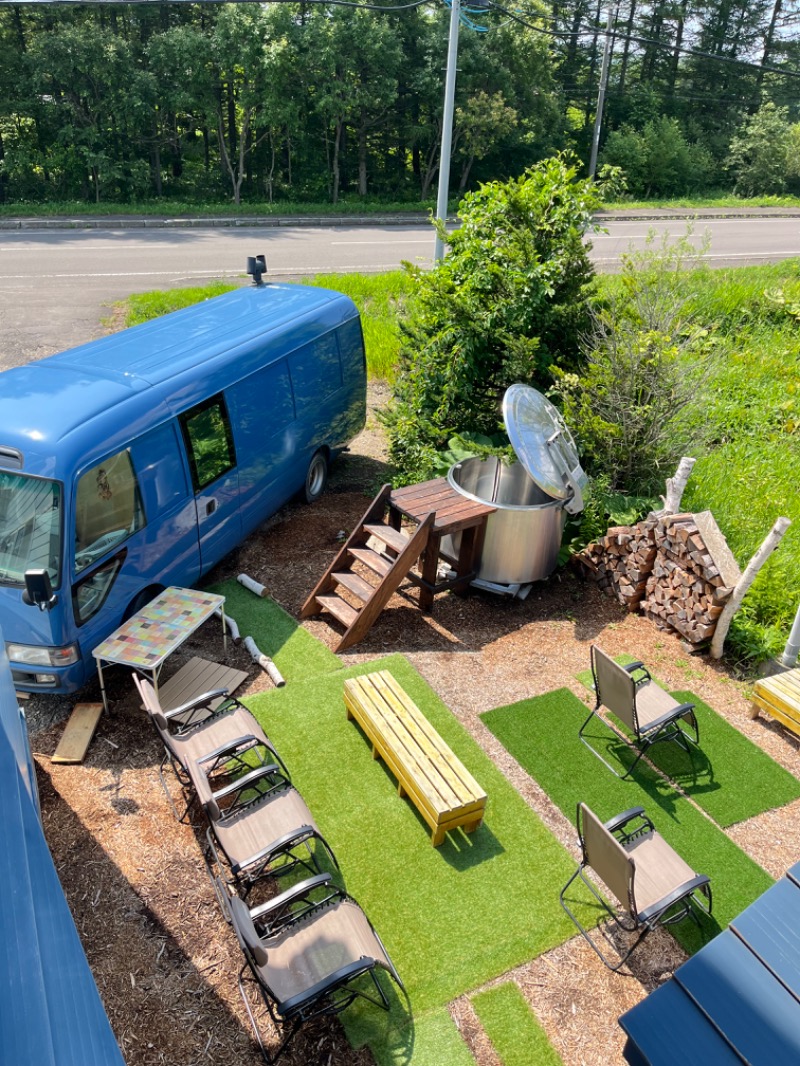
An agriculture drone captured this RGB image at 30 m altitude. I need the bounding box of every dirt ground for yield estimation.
[29,383,800,1066]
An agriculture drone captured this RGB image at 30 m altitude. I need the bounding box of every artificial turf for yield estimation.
[480,688,775,955]
[207,582,341,680]
[244,654,589,1063]
[471,983,564,1066]
[575,657,800,827]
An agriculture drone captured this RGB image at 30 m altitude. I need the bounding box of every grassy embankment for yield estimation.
[123,260,800,664]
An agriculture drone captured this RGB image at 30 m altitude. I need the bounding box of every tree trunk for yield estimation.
[358,114,368,197]
[331,118,343,204]
[710,517,792,658]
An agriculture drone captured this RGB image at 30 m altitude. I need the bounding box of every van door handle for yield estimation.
[205,499,217,516]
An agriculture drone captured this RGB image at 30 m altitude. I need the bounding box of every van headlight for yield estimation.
[6,643,80,668]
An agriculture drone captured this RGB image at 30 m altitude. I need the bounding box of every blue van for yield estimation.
[0,279,366,693]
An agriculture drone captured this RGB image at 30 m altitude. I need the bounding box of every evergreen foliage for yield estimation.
[383,156,600,483]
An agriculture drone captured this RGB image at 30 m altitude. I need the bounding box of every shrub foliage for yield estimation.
[383,155,601,484]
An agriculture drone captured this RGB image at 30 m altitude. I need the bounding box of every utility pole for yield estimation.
[589,3,618,179]
[434,0,461,262]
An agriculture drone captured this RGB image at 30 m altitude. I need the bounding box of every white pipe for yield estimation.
[780,602,800,668]
[434,0,461,262]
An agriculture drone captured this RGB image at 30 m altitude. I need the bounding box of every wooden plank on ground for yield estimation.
[52,703,103,764]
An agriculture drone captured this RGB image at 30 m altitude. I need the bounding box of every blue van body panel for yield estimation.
[0,629,126,1065]
[0,282,366,694]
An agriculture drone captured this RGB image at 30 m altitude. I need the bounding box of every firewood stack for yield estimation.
[577,518,657,611]
[641,512,742,645]
[577,510,742,646]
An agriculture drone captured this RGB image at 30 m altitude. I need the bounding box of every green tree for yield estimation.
[727,101,793,196]
[601,117,713,197]
[384,155,601,484]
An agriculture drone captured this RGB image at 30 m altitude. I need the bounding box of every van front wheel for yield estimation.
[304,451,328,504]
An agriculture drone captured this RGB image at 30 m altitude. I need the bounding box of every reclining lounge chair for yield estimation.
[190,754,338,899]
[560,802,712,971]
[228,876,403,1063]
[580,645,700,778]
[133,673,287,821]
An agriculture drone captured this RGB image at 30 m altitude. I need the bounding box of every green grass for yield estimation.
[0,197,438,218]
[205,582,341,680]
[120,271,411,381]
[472,983,564,1066]
[575,658,800,826]
[243,654,589,1064]
[481,688,774,955]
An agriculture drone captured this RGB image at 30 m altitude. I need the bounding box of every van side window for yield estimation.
[73,552,125,625]
[74,452,144,573]
[289,333,342,417]
[179,394,236,492]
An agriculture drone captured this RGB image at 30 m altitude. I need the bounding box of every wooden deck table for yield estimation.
[388,478,495,612]
[344,669,486,846]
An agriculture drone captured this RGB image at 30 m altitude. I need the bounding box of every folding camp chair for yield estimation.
[580,645,700,778]
[190,755,338,900]
[560,803,712,971]
[133,673,288,821]
[227,876,403,1064]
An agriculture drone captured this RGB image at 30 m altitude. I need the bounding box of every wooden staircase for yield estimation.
[300,484,433,651]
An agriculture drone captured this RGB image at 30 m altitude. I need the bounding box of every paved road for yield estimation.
[1,215,799,366]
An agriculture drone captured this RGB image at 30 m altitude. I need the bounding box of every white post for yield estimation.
[780,602,800,668]
[434,0,461,262]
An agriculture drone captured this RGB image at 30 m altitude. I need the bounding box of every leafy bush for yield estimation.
[383,155,601,484]
[600,118,713,198]
[552,232,718,495]
[558,474,659,564]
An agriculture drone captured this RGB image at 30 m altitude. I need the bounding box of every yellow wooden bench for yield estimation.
[751,668,800,738]
[344,670,487,846]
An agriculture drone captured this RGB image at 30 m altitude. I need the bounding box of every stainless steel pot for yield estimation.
[443,456,567,585]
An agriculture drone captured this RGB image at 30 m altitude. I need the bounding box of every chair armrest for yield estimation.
[231,824,319,876]
[164,688,229,722]
[250,873,333,920]
[622,662,645,674]
[638,873,711,924]
[210,763,288,810]
[278,959,377,1018]
[196,734,261,767]
[604,807,647,833]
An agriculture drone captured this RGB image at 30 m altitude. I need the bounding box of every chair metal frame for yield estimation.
[227,877,403,1064]
[134,673,287,821]
[580,645,700,779]
[560,803,713,971]
[194,759,339,901]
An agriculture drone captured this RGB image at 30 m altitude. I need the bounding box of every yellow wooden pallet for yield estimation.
[344,669,486,846]
[752,669,800,738]
[52,703,104,764]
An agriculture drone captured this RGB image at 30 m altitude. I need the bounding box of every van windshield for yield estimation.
[0,472,61,587]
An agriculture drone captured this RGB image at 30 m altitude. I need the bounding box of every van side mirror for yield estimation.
[23,569,58,611]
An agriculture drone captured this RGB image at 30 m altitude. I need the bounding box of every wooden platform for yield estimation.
[157,657,248,713]
[389,478,495,611]
[52,703,103,764]
[752,668,800,738]
[344,670,486,846]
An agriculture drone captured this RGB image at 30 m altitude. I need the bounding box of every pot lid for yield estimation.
[502,384,587,505]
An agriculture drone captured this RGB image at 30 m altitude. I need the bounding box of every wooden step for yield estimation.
[350,547,393,578]
[333,570,376,603]
[316,594,359,628]
[364,522,410,554]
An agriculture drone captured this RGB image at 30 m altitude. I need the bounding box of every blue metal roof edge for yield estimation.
[0,638,125,1066]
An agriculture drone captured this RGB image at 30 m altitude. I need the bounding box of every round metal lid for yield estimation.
[502,384,585,501]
